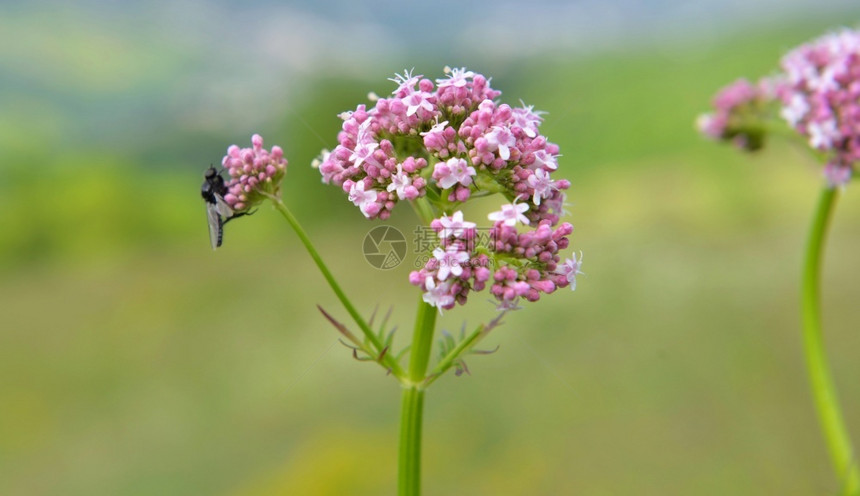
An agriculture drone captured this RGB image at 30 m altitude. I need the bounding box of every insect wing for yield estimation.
[214,194,234,218]
[206,202,224,249]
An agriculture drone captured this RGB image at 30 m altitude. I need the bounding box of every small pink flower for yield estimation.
[348,181,378,218]
[433,246,470,281]
[434,157,476,189]
[422,276,455,310]
[438,211,476,238]
[530,149,558,171]
[484,126,516,161]
[495,298,522,311]
[556,252,583,291]
[543,191,568,216]
[420,119,449,137]
[488,197,530,226]
[349,141,379,168]
[512,103,544,138]
[404,91,435,117]
[526,168,557,205]
[435,67,474,89]
[387,164,412,200]
[389,69,420,96]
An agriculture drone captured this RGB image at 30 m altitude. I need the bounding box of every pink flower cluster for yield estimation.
[699,29,860,186]
[409,209,581,311]
[319,67,580,310]
[775,29,860,186]
[221,134,288,210]
[318,67,569,221]
[487,217,578,309]
[696,78,769,151]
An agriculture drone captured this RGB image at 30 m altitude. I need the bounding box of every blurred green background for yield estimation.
[2,2,860,495]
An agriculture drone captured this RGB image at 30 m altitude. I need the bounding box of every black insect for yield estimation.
[201,167,249,249]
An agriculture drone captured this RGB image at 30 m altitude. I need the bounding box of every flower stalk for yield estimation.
[801,186,859,495]
[268,194,405,379]
[398,298,437,495]
[397,385,425,496]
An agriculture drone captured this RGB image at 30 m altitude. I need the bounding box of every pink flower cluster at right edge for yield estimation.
[697,29,860,187]
[317,67,582,311]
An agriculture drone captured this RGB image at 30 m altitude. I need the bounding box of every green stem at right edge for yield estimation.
[269,197,405,379]
[398,299,438,496]
[802,186,860,495]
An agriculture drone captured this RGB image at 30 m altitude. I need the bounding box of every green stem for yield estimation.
[408,300,438,384]
[397,386,424,496]
[269,197,405,379]
[398,299,438,495]
[801,186,859,495]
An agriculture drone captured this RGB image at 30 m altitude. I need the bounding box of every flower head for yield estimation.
[774,29,860,185]
[700,29,860,186]
[695,79,769,151]
[318,67,581,310]
[221,134,288,211]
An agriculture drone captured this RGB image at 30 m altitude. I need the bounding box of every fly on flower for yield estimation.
[200,166,248,249]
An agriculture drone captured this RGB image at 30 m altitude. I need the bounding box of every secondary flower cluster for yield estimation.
[221,134,288,210]
[696,78,770,151]
[698,29,860,186]
[408,211,489,310]
[775,29,860,185]
[408,210,581,311]
[317,67,569,221]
